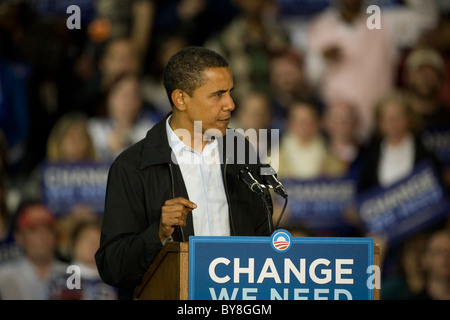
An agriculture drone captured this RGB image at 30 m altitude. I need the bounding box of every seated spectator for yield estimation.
[142,33,189,115]
[46,112,97,163]
[358,90,440,192]
[45,112,102,261]
[65,220,117,300]
[88,73,157,161]
[18,112,98,207]
[269,48,322,134]
[0,203,68,299]
[403,47,450,189]
[322,99,362,176]
[417,12,450,108]
[409,228,450,299]
[404,48,449,122]
[77,37,139,117]
[230,90,274,162]
[56,205,98,265]
[270,101,346,179]
[381,232,428,299]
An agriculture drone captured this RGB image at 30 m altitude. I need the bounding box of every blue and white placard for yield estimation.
[189,230,374,300]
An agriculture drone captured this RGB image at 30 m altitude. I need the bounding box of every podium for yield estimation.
[134,239,381,300]
[134,241,189,300]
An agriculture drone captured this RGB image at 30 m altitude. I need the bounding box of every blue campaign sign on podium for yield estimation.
[189,230,374,300]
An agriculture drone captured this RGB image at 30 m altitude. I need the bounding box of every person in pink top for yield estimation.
[306,0,438,143]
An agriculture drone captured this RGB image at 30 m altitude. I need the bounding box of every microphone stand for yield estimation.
[261,183,289,232]
[275,195,288,230]
[260,174,288,231]
[260,187,274,235]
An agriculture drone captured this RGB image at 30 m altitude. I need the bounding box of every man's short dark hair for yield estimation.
[163,46,229,106]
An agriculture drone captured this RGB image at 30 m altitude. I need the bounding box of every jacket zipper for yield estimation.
[223,159,236,236]
[168,163,186,242]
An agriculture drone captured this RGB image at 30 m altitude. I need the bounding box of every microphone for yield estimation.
[260,165,288,199]
[238,167,266,196]
[239,166,273,234]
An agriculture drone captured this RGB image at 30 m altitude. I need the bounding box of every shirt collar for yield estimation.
[166,115,218,157]
[166,115,187,155]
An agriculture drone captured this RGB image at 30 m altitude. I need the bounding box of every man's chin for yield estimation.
[203,127,227,140]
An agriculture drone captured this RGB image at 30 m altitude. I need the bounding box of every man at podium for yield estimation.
[95,46,272,299]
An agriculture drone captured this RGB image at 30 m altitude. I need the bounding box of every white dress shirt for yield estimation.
[166,116,230,236]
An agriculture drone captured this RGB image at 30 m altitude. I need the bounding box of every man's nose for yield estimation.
[223,93,235,112]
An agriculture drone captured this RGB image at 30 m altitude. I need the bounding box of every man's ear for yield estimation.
[171,89,187,111]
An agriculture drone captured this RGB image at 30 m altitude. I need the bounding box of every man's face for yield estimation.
[407,65,442,99]
[16,225,56,265]
[184,67,235,137]
[422,233,450,280]
[379,102,409,142]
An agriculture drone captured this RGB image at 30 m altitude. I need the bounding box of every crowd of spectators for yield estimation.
[0,0,449,300]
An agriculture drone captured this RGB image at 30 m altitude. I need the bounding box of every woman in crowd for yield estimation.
[358,90,441,192]
[46,112,97,163]
[66,220,117,299]
[88,73,157,161]
[271,100,346,179]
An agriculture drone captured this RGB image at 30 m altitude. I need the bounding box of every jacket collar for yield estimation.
[140,112,174,169]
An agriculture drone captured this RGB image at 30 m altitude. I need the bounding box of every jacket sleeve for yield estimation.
[95,158,163,289]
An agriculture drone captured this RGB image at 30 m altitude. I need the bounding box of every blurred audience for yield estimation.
[15,112,98,209]
[409,228,450,299]
[230,90,274,161]
[0,130,9,242]
[404,48,450,126]
[142,33,190,115]
[0,0,448,301]
[88,73,157,161]
[0,203,67,299]
[66,219,117,299]
[269,48,320,130]
[381,232,428,300]
[46,112,97,163]
[0,129,21,265]
[270,101,346,179]
[77,37,139,117]
[25,113,100,261]
[322,99,361,172]
[306,0,438,143]
[417,11,450,107]
[0,2,31,173]
[205,0,290,103]
[56,205,98,264]
[403,47,450,189]
[358,90,440,192]
[95,0,155,69]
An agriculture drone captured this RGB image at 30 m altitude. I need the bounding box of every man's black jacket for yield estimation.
[95,113,271,299]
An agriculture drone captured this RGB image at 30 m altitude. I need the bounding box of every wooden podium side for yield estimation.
[134,241,189,300]
[373,244,381,300]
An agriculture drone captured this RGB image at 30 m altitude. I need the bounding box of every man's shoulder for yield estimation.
[112,138,147,169]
